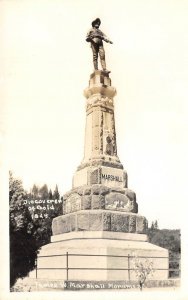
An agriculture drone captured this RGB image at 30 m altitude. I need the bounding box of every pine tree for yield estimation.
[52,184,60,200]
[39,184,49,199]
[154,220,159,230]
[48,189,53,200]
[150,221,155,230]
[31,184,39,199]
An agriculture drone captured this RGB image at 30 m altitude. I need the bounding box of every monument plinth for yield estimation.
[37,70,169,282]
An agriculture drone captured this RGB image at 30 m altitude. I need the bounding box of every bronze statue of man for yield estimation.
[86,18,113,73]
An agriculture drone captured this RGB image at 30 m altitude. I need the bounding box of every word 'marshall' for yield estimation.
[101,174,123,182]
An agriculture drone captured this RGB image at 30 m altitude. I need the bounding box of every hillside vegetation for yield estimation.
[147,224,181,278]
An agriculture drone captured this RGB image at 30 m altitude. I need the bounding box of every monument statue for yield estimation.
[36,20,169,286]
[86,18,113,73]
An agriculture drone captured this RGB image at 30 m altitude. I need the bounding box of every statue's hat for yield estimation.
[92,18,101,27]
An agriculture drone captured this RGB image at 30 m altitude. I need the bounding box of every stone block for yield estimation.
[135,202,138,213]
[73,167,88,188]
[130,200,138,213]
[111,187,125,194]
[63,201,66,215]
[100,185,110,195]
[82,195,92,210]
[77,213,89,231]
[53,216,69,235]
[63,194,68,201]
[65,193,81,214]
[90,169,100,184]
[84,187,91,195]
[129,215,136,233]
[91,184,101,195]
[99,195,105,209]
[77,187,84,196]
[123,171,128,188]
[69,214,76,232]
[89,213,103,231]
[100,166,125,188]
[103,212,111,231]
[136,216,147,233]
[124,189,136,200]
[124,189,138,213]
[63,190,72,200]
[111,214,129,232]
[52,218,58,235]
[91,195,100,209]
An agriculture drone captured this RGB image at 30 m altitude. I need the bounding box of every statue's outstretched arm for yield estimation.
[101,32,113,44]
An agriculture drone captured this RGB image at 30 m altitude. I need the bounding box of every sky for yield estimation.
[1,0,188,230]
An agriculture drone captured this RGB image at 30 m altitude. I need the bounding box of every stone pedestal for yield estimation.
[37,70,169,283]
[73,70,125,189]
[37,231,169,281]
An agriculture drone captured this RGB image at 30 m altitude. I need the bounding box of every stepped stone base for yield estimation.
[52,210,147,235]
[37,231,169,281]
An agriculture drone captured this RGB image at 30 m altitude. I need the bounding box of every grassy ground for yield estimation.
[10,278,37,292]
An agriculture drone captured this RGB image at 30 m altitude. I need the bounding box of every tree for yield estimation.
[131,256,154,291]
[154,220,158,230]
[31,184,39,199]
[9,171,38,288]
[39,184,48,199]
[32,217,52,248]
[150,220,158,231]
[150,221,155,230]
[52,184,60,200]
[147,228,180,253]
[27,184,63,248]
[146,227,181,278]
[48,189,53,200]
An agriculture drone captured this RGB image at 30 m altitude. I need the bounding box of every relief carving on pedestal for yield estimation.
[105,135,114,156]
[105,192,134,212]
